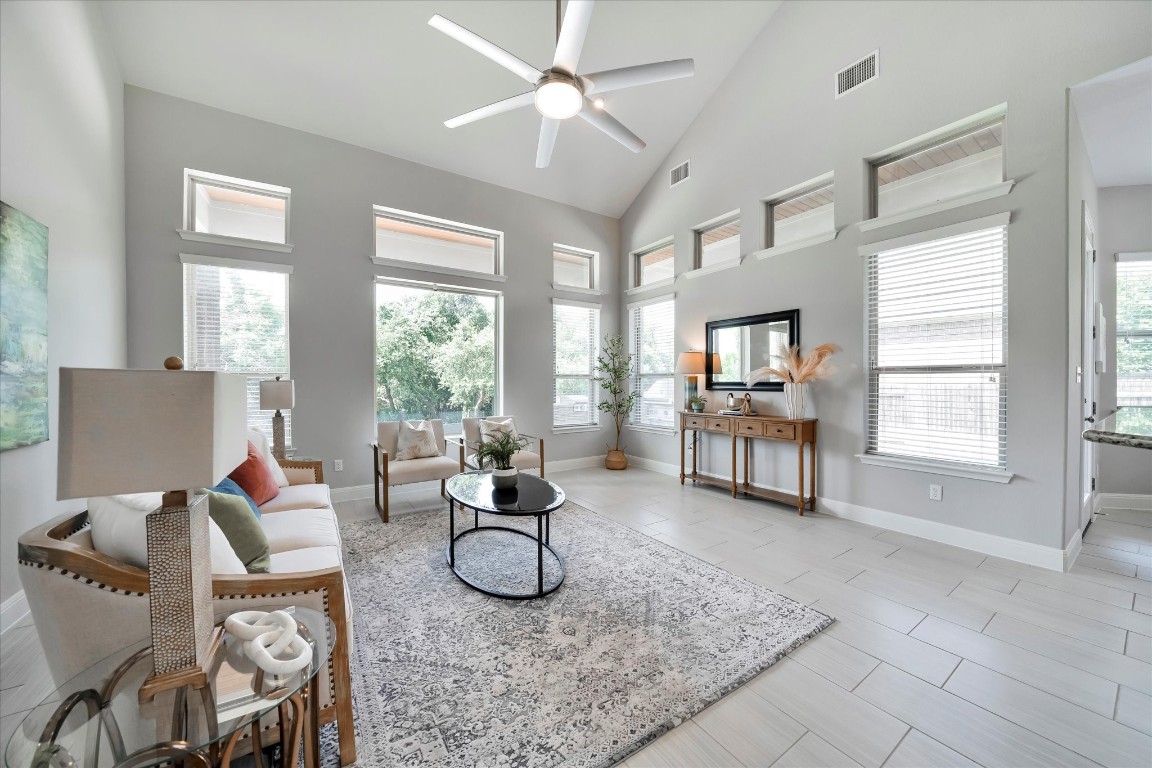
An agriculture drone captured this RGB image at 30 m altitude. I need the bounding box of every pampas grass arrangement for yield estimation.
[746,343,840,386]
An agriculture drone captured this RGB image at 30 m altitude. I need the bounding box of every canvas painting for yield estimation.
[0,201,49,451]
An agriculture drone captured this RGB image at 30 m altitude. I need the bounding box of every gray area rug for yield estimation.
[333,501,832,767]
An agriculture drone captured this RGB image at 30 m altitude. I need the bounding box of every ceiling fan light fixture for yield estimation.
[535,75,583,120]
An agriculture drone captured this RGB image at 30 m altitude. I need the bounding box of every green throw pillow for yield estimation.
[197,489,271,574]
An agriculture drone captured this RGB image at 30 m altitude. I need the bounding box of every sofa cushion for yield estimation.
[479,416,519,444]
[199,490,270,573]
[387,454,460,485]
[206,477,260,518]
[260,508,341,553]
[248,428,290,488]
[269,545,343,574]
[258,483,332,514]
[229,441,280,506]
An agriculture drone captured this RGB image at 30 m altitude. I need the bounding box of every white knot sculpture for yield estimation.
[224,610,313,676]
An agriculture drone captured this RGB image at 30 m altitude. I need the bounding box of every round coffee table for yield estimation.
[444,472,566,599]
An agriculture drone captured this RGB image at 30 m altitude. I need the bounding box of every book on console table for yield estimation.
[717,409,757,416]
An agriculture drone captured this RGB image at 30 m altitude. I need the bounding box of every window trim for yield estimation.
[859,212,1013,479]
[551,297,601,432]
[181,168,293,251]
[628,294,676,432]
[631,237,675,289]
[371,204,505,280]
[764,173,835,250]
[692,210,741,271]
[552,243,601,294]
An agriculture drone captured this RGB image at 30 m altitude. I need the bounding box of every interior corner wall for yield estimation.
[0,1,126,609]
[123,87,620,492]
[618,0,1152,552]
[1097,184,1152,497]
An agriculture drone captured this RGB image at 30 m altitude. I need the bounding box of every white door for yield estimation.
[1080,204,1098,531]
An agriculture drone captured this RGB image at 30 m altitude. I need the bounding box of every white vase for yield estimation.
[491,467,518,489]
[784,382,807,419]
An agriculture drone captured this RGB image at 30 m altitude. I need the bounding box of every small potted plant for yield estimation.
[594,333,639,470]
[474,430,530,488]
[688,395,707,413]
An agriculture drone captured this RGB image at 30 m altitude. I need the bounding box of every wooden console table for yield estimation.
[678,411,818,515]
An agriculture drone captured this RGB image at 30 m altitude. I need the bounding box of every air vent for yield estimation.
[670,160,690,188]
[835,50,878,98]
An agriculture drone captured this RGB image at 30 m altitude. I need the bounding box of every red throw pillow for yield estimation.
[228,441,280,507]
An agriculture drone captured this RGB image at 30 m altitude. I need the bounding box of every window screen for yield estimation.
[696,217,740,269]
[1117,257,1152,407]
[635,242,675,287]
[183,260,291,443]
[629,298,675,429]
[769,183,834,248]
[553,301,600,428]
[866,221,1008,468]
[553,246,596,290]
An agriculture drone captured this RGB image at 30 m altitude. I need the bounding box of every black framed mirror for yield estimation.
[705,309,800,391]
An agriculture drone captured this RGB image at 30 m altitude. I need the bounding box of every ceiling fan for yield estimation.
[429,0,694,168]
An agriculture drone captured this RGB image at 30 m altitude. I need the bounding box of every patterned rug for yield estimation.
[335,500,832,767]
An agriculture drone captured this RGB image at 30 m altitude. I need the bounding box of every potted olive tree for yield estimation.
[594,333,638,470]
[474,430,530,488]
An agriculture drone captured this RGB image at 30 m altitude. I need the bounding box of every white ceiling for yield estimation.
[1071,56,1152,188]
[99,0,782,217]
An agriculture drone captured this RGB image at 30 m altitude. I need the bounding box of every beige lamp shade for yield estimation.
[259,378,295,411]
[57,368,248,499]
[711,353,724,374]
[675,352,706,374]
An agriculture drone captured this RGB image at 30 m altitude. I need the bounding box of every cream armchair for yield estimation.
[458,416,544,478]
[372,419,461,523]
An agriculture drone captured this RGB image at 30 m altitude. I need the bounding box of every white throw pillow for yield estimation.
[479,417,519,444]
[88,493,246,574]
[247,428,290,488]
[395,420,440,461]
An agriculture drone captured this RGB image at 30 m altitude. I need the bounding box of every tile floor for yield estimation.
[3,467,1151,767]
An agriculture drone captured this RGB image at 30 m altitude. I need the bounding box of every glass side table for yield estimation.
[5,606,333,768]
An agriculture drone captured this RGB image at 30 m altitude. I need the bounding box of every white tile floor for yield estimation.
[4,467,1151,767]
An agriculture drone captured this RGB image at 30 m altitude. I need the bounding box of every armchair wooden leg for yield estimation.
[539,437,545,480]
[372,445,382,516]
[379,452,390,524]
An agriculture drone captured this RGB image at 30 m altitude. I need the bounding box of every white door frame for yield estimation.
[1080,203,1098,531]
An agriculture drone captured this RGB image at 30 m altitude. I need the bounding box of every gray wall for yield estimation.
[1097,184,1152,496]
[0,1,126,607]
[124,87,620,491]
[618,0,1151,549]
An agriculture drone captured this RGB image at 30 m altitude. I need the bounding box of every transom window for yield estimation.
[865,215,1008,470]
[1116,255,1152,407]
[553,245,598,291]
[552,300,600,429]
[185,169,290,245]
[695,215,741,269]
[182,256,291,443]
[768,182,834,248]
[373,206,502,277]
[634,240,675,288]
[629,297,676,430]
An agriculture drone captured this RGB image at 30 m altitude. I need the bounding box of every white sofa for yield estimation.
[17,446,357,765]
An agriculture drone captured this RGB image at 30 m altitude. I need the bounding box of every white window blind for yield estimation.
[183,261,291,444]
[1116,256,1152,407]
[552,301,599,428]
[630,297,676,429]
[866,219,1008,469]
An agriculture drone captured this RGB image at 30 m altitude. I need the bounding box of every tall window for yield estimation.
[373,206,502,276]
[629,297,675,429]
[865,215,1008,469]
[768,182,834,248]
[634,240,675,288]
[1117,255,1152,407]
[183,257,291,441]
[553,245,598,291]
[552,300,599,429]
[184,169,290,245]
[375,280,498,429]
[695,215,740,269]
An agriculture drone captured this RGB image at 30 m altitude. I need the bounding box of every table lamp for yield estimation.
[57,358,247,702]
[675,352,705,409]
[260,376,294,460]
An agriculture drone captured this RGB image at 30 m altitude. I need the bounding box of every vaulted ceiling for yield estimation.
[100,0,782,217]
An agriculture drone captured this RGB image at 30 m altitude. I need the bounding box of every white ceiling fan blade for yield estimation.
[445,92,535,128]
[536,118,561,168]
[552,0,595,76]
[428,14,542,85]
[582,59,695,95]
[577,100,645,153]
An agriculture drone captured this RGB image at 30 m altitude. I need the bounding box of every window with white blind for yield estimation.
[864,214,1009,472]
[695,215,740,269]
[1116,254,1152,407]
[184,169,290,246]
[629,297,676,430]
[182,256,291,443]
[373,206,502,277]
[553,245,598,291]
[553,300,600,429]
[634,240,675,288]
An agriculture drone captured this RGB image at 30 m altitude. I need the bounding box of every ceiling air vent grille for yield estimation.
[836,50,878,98]
[670,161,690,188]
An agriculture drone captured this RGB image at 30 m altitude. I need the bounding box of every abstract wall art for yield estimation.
[0,201,49,451]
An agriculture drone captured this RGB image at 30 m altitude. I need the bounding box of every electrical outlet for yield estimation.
[929,484,942,501]
[334,459,344,472]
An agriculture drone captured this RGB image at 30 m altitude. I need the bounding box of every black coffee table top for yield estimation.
[446,472,565,516]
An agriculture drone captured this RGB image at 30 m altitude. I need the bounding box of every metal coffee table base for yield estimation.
[446,504,565,599]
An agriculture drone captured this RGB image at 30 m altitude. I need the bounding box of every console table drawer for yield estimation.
[735,419,764,436]
[707,417,732,433]
[683,415,709,430]
[764,423,796,440]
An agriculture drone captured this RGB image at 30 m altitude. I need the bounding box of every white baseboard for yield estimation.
[625,455,680,477]
[330,484,374,503]
[816,496,1068,571]
[1096,493,1152,511]
[1,590,30,635]
[1064,528,1084,572]
[547,456,603,473]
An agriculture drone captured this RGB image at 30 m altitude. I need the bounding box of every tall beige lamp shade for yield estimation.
[259,376,294,460]
[675,351,706,409]
[711,353,723,374]
[57,365,247,701]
